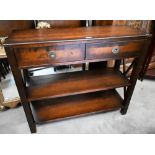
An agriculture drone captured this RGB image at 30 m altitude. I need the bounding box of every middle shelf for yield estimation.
[26,68,130,101]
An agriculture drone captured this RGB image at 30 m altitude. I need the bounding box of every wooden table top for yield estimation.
[5,26,151,46]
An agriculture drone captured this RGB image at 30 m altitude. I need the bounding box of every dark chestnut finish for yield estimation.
[15,44,85,68]
[4,24,151,133]
[5,26,149,45]
[94,20,113,26]
[31,90,123,123]
[86,40,145,60]
[5,47,36,133]
[27,69,130,101]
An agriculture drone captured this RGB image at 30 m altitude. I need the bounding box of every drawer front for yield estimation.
[86,41,145,60]
[15,44,85,68]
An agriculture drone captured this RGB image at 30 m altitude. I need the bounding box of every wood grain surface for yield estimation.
[31,90,123,123]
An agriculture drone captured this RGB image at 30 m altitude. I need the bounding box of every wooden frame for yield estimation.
[4,24,151,133]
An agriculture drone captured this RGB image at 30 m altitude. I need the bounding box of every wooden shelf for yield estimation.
[31,89,123,123]
[27,69,130,101]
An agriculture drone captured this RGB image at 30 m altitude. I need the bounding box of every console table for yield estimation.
[4,26,151,133]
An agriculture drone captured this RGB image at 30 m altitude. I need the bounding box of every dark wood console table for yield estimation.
[4,26,151,133]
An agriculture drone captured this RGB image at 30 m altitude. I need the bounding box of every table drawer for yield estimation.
[86,41,145,60]
[15,44,85,68]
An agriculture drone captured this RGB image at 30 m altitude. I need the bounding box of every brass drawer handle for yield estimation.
[112,47,120,54]
[48,51,56,59]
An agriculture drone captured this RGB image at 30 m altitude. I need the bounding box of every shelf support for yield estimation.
[122,59,127,99]
[123,59,136,76]
[121,40,151,114]
[114,59,121,70]
[5,47,36,133]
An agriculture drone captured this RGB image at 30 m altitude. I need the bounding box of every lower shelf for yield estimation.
[31,89,123,123]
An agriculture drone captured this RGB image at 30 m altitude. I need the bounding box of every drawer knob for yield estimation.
[112,47,120,54]
[48,51,56,59]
